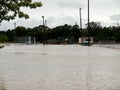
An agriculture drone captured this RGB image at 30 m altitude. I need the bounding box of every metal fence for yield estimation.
[92,43,120,49]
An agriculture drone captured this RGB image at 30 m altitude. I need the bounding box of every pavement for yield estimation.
[0,44,120,90]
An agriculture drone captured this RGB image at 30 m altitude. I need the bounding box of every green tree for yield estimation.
[85,22,102,37]
[0,0,42,22]
[86,22,102,29]
[15,26,26,36]
[70,25,80,42]
[6,29,14,42]
[0,34,9,42]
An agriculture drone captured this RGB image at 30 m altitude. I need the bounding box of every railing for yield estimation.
[92,43,120,49]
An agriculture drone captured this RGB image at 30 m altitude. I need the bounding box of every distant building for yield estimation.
[78,37,94,45]
[45,37,75,44]
[16,36,36,44]
[94,37,116,44]
[44,39,59,44]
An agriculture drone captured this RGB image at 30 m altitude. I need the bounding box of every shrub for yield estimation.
[0,34,9,43]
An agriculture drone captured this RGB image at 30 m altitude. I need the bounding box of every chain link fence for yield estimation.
[92,43,120,49]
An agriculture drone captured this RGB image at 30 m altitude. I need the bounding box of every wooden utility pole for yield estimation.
[88,0,90,45]
[79,8,82,30]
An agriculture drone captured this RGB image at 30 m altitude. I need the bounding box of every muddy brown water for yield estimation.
[0,44,120,90]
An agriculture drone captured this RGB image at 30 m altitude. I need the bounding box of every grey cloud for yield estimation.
[57,1,84,8]
[0,15,88,30]
[1,16,76,30]
[0,19,43,30]
[1,0,120,30]
[109,14,120,21]
[0,21,14,30]
[47,15,88,28]
[47,15,77,28]
[15,19,43,29]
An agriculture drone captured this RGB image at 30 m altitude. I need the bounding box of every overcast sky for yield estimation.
[1,0,120,30]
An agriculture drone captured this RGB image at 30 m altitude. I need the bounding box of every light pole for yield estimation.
[88,0,90,29]
[14,22,16,43]
[42,16,45,44]
[45,20,47,26]
[79,8,82,30]
[88,0,90,45]
[42,16,45,31]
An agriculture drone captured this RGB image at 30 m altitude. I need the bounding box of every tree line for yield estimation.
[0,22,120,43]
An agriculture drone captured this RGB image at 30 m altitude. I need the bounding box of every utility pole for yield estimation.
[79,8,82,30]
[117,22,119,27]
[14,22,16,43]
[45,20,47,26]
[0,22,1,31]
[88,0,90,29]
[42,16,45,30]
[42,16,45,44]
[88,0,90,45]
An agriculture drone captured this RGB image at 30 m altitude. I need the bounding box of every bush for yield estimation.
[0,45,4,48]
[0,34,9,43]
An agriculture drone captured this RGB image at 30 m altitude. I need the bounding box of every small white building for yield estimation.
[78,37,94,45]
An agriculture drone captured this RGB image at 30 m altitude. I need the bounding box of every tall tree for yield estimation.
[0,0,42,22]
[85,22,102,36]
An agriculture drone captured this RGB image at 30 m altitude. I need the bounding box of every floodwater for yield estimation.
[0,44,120,90]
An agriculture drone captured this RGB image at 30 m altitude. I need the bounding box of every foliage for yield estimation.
[86,22,102,29]
[0,0,42,22]
[86,22,102,37]
[0,34,9,42]
[15,26,26,36]
[1,22,120,43]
